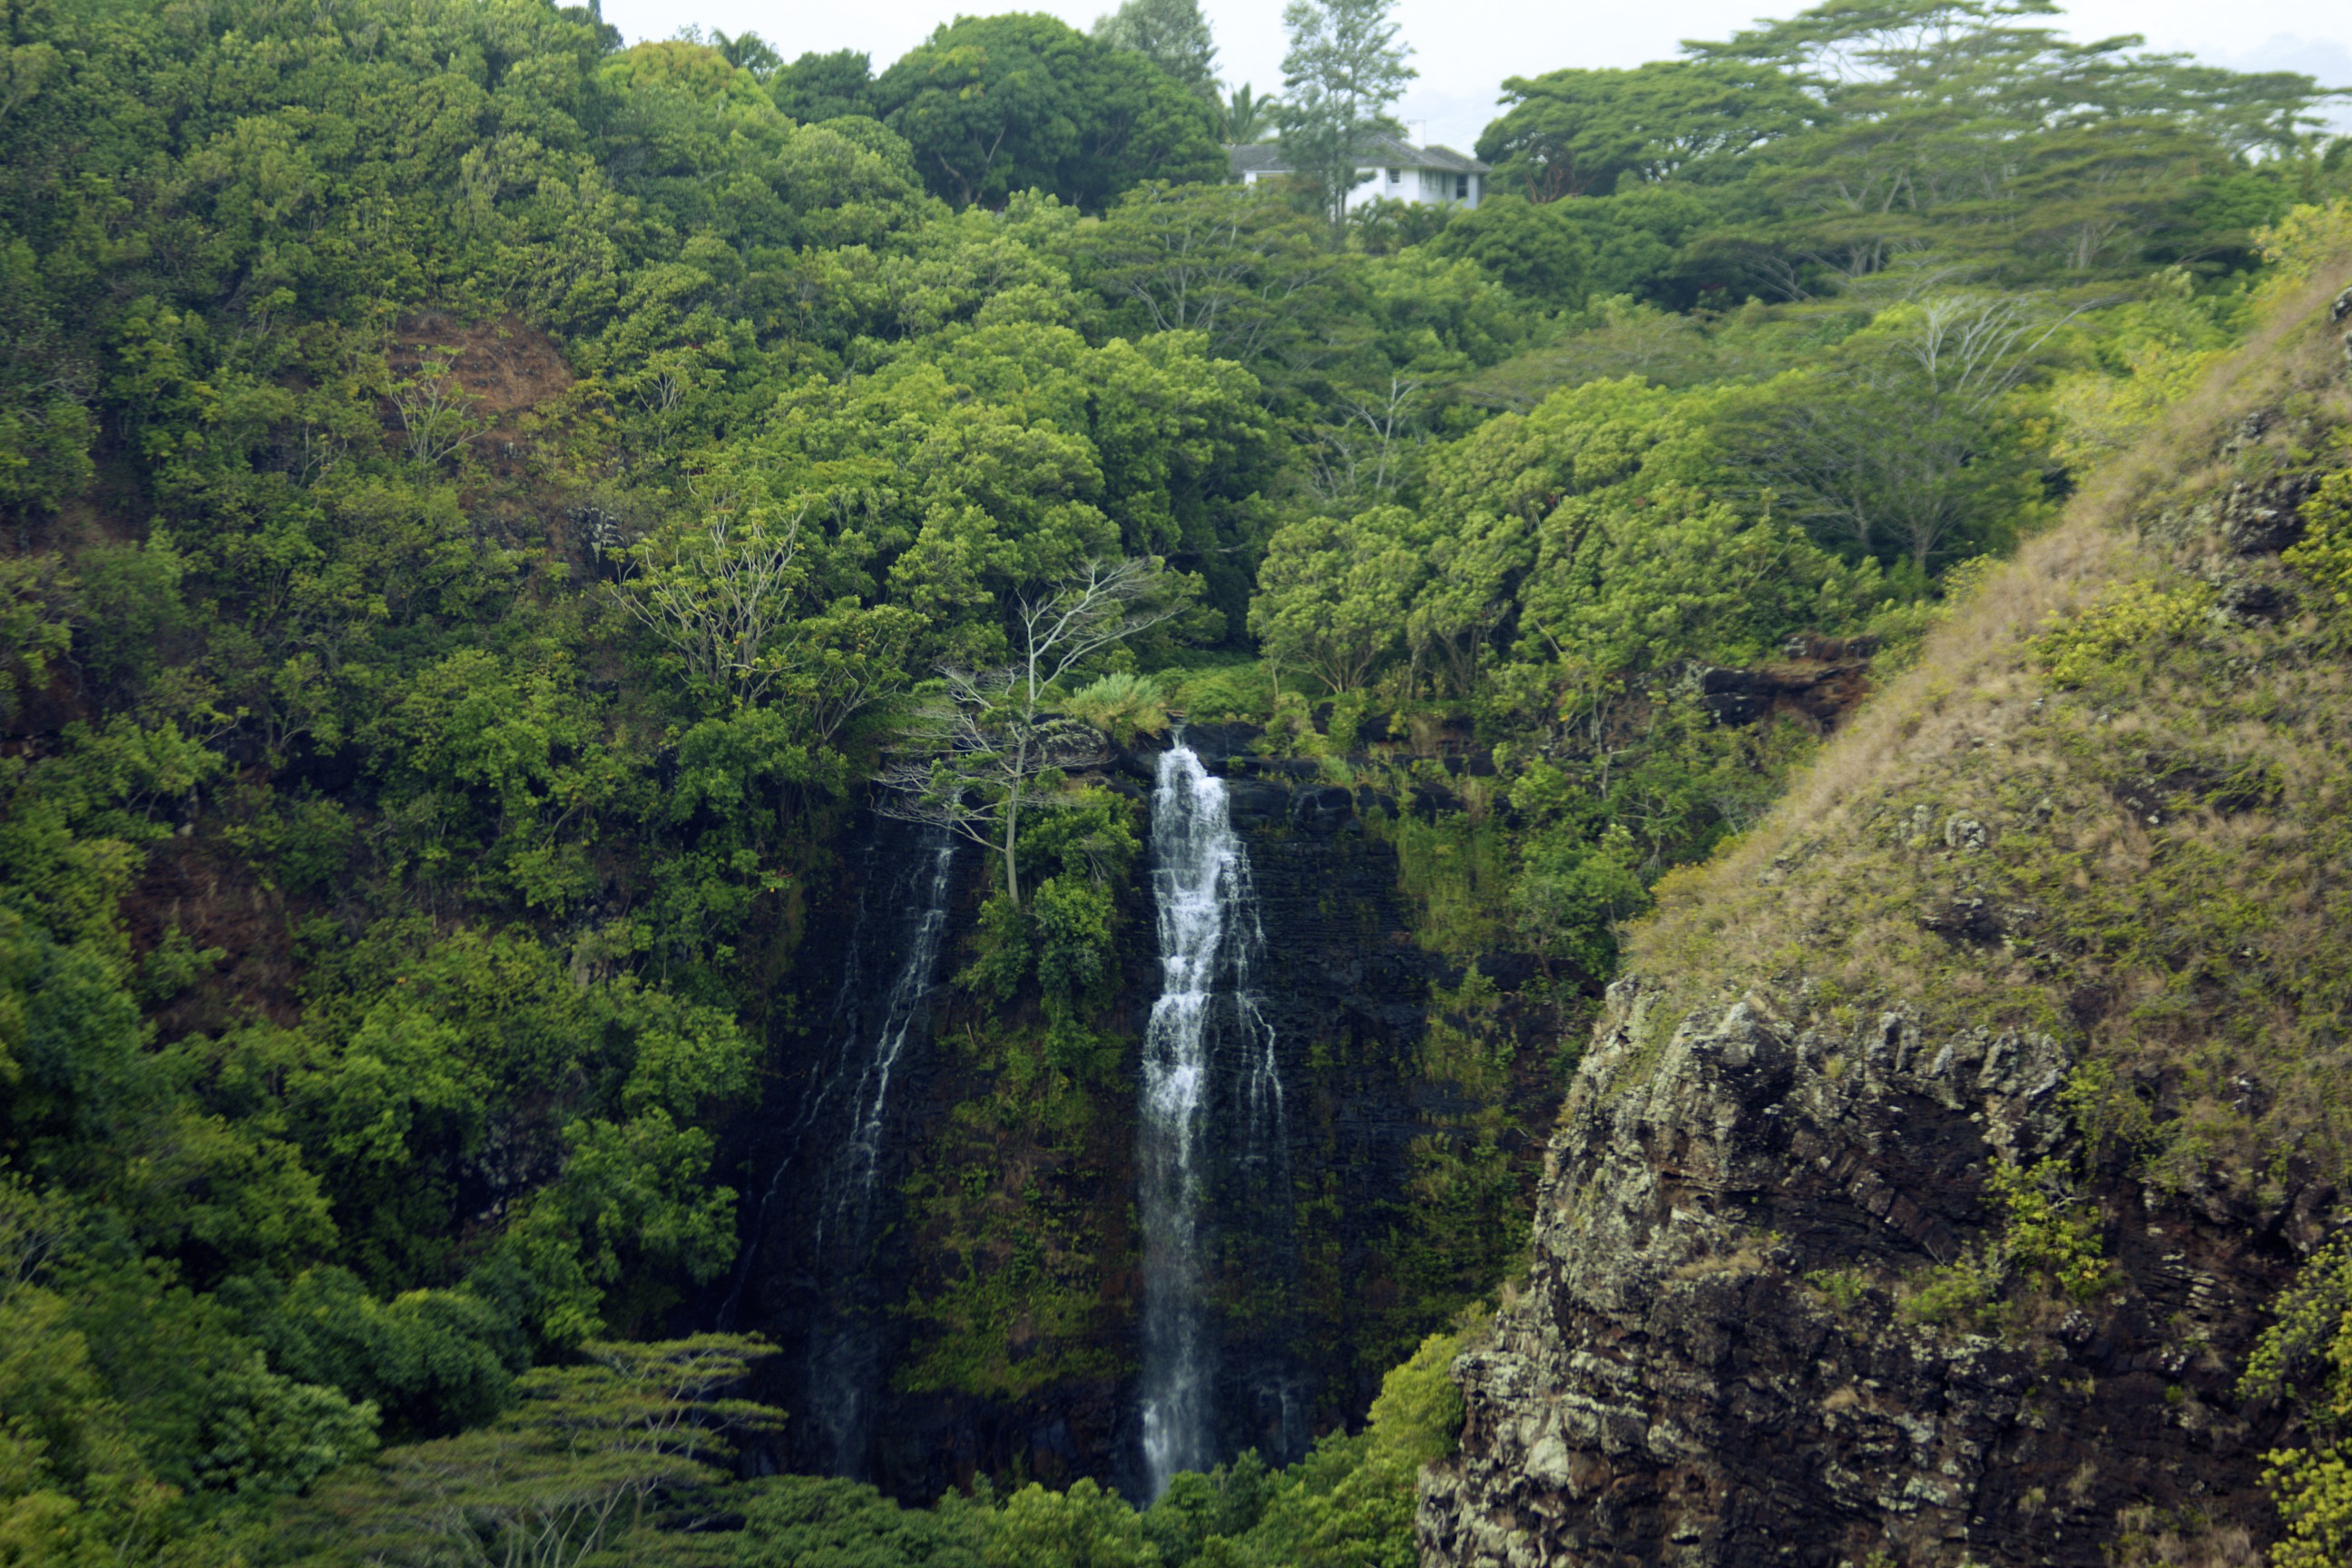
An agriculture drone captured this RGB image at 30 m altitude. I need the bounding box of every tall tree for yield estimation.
[1681,0,2338,284]
[1275,0,1416,228]
[1093,0,1221,106]
[1477,61,1816,201]
[872,15,1226,211]
[877,559,1188,902]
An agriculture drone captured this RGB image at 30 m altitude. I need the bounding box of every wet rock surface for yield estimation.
[1417,985,2298,1568]
[737,732,1566,1503]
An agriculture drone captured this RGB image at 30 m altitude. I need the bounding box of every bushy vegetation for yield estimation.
[0,0,2340,1555]
[1622,214,2352,1556]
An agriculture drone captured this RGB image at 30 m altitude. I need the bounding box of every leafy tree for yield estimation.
[985,1480,1152,1568]
[241,1266,521,1443]
[772,50,877,123]
[1477,60,1814,201]
[1275,0,1416,227]
[872,16,1226,211]
[1248,507,1423,693]
[1093,0,1221,105]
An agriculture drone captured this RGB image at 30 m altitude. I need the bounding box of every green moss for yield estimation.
[1366,798,1514,962]
[892,1020,1132,1397]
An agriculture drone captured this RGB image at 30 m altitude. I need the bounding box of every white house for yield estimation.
[1228,132,1488,214]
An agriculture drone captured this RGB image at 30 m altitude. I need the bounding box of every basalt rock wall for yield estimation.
[1416,985,2296,1568]
[734,728,1564,1504]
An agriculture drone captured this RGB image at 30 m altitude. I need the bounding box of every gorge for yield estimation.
[5,1,2348,1562]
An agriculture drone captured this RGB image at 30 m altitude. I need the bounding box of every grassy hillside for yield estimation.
[1599,213,2352,1560]
[1634,225,2352,1201]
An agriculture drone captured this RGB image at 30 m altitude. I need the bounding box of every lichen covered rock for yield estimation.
[1418,985,2294,1567]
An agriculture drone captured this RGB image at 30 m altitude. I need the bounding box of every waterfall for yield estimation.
[1138,740,1289,1501]
[799,826,958,1475]
[724,823,956,1477]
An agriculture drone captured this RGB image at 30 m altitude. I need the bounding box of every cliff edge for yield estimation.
[1420,255,2352,1567]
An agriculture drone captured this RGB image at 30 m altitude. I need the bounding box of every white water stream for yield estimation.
[1138,740,1285,1501]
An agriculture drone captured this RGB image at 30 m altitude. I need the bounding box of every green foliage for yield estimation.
[733,1474,990,1567]
[242,1267,521,1442]
[2243,1240,2352,1568]
[1898,1159,2110,1333]
[2036,578,2217,689]
[1986,1158,2112,1303]
[1064,672,1172,746]
[1248,507,1420,692]
[0,1177,376,1556]
[1191,1326,1470,1568]
[1804,1268,1872,1311]
[874,15,1225,211]
[2285,468,2352,612]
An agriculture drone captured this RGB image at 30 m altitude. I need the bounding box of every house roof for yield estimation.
[1228,142,1290,175]
[1226,132,1490,178]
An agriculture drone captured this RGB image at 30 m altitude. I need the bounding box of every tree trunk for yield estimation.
[1002,778,1022,904]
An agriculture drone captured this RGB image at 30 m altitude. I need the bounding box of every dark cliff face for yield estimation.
[1416,986,2297,1567]
[723,814,978,1483]
[731,731,1564,1503]
[1186,726,1555,1448]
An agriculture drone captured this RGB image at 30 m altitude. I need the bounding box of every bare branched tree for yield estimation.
[607,505,806,708]
[387,348,485,468]
[1306,372,1424,504]
[876,558,1186,900]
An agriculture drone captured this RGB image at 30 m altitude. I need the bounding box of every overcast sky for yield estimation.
[599,0,2352,152]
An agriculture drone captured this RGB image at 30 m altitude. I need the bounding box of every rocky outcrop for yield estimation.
[1691,638,1879,731]
[1418,985,2296,1568]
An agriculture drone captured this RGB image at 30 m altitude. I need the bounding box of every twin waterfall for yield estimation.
[1138,741,1291,1502]
[740,747,1293,1499]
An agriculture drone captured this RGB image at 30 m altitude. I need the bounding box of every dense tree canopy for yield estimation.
[872,15,1227,211]
[0,0,2343,1557]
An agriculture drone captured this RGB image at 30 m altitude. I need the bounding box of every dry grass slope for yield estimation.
[1625,256,2352,1203]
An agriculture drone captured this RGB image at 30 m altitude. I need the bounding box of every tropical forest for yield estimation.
[5,0,2352,1562]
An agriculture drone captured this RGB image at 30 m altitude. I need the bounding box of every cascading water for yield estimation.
[1138,740,1291,1501]
[799,826,959,1475]
[724,823,957,1477]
